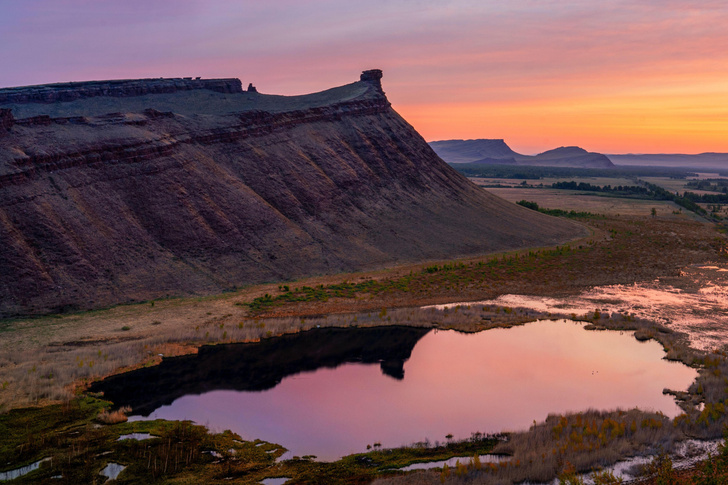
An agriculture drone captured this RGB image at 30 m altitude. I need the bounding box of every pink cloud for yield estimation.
[3,1,728,152]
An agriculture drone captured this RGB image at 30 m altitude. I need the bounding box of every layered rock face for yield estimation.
[0,72,585,316]
[0,77,244,104]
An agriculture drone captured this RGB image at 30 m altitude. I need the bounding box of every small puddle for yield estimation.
[398,454,509,471]
[0,458,50,481]
[117,433,156,441]
[99,462,125,481]
[556,439,723,484]
[260,478,291,485]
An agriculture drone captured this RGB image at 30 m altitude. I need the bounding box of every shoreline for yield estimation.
[1,213,727,483]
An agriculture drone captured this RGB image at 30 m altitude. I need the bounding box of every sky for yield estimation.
[2,0,728,154]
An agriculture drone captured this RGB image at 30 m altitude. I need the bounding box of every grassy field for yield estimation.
[485,187,698,219]
[640,176,701,194]
[471,176,638,189]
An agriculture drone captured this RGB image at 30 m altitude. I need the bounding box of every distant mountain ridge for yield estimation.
[608,153,728,169]
[429,139,614,168]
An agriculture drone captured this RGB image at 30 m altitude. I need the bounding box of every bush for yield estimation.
[97,405,131,424]
[517,200,540,211]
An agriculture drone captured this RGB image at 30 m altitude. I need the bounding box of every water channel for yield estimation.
[92,320,696,461]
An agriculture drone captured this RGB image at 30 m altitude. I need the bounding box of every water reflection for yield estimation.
[93,321,696,460]
[90,326,429,416]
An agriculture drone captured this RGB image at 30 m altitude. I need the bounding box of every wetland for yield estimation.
[94,321,696,461]
[2,177,728,483]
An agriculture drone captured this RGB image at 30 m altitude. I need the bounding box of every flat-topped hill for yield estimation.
[430,139,614,168]
[0,71,585,316]
[0,76,378,118]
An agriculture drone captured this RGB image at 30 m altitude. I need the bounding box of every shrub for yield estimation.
[97,405,131,424]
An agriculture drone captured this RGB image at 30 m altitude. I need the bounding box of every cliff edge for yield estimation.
[0,71,585,316]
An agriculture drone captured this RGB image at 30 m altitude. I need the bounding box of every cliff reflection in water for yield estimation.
[90,326,429,417]
[90,321,697,461]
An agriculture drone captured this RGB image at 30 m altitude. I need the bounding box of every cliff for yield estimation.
[0,77,244,104]
[430,139,614,168]
[0,71,585,316]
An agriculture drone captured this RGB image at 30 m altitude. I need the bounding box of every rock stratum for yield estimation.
[430,138,614,168]
[0,71,584,316]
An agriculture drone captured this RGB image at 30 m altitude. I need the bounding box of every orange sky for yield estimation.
[2,1,728,154]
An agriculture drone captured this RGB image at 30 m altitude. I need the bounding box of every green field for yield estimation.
[485,187,701,219]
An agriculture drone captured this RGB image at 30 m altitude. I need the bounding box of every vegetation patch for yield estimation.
[516,199,604,218]
[243,215,725,318]
[0,395,500,484]
[243,243,592,314]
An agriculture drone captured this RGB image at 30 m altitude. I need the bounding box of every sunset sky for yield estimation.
[2,0,728,154]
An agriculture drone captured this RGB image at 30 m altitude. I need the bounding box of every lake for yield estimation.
[92,320,696,461]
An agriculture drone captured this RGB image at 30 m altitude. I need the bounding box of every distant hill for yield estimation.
[608,153,728,170]
[426,139,519,164]
[429,139,614,168]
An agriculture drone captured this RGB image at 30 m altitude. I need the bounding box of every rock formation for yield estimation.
[0,109,13,131]
[0,71,585,316]
[360,69,384,93]
[0,77,242,104]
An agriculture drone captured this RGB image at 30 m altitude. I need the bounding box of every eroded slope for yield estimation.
[0,72,585,316]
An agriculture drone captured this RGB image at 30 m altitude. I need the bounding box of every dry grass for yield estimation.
[97,405,131,424]
[2,302,727,484]
[0,304,548,410]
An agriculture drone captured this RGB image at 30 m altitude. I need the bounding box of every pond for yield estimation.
[91,321,696,461]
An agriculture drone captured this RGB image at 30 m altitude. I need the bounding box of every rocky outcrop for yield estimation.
[0,109,13,131]
[0,77,243,104]
[360,69,384,93]
[0,71,585,316]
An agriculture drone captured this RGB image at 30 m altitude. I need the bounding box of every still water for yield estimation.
[99,320,696,461]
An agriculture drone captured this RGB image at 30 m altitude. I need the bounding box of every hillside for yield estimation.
[430,139,614,168]
[425,139,519,164]
[0,71,585,317]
